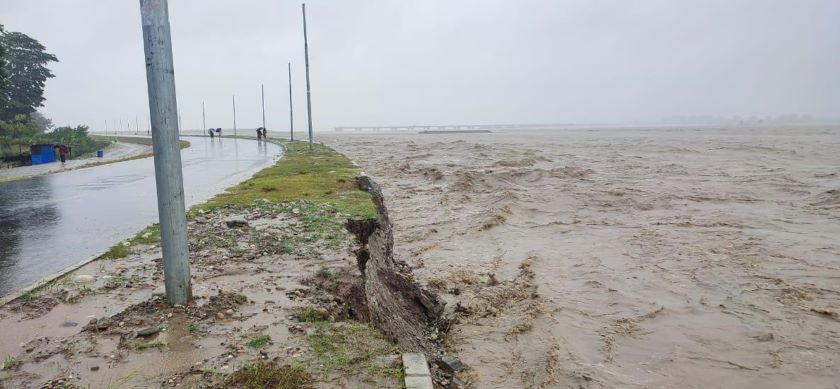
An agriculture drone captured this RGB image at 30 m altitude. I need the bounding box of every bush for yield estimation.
[37,125,108,158]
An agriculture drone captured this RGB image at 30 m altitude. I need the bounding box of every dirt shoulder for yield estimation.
[0,136,189,183]
[0,141,426,388]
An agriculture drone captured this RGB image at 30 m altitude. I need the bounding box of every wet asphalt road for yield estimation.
[0,137,281,297]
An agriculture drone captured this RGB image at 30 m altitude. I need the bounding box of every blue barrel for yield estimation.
[96,150,104,158]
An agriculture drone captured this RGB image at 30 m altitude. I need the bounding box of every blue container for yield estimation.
[96,150,104,158]
[30,144,57,165]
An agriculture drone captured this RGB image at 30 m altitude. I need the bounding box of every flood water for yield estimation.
[0,137,281,297]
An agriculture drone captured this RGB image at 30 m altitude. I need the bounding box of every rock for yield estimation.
[90,366,100,371]
[73,274,95,284]
[137,327,162,337]
[59,321,79,328]
[438,355,464,373]
[216,312,226,320]
[224,216,248,228]
[225,309,234,315]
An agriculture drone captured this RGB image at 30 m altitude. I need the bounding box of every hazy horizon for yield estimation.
[3,0,839,132]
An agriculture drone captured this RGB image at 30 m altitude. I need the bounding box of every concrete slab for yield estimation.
[402,352,431,377]
[405,375,435,389]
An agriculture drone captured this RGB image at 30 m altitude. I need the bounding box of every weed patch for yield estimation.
[306,321,400,378]
[223,361,314,389]
[101,243,131,260]
[246,334,271,349]
[294,306,329,323]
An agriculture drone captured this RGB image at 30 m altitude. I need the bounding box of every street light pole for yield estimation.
[288,62,294,142]
[302,3,313,151]
[202,101,206,136]
[261,83,266,131]
[139,0,191,306]
[232,95,237,137]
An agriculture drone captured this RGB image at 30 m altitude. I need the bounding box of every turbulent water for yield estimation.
[323,127,840,388]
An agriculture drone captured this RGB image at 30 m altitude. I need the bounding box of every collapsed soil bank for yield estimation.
[347,175,444,353]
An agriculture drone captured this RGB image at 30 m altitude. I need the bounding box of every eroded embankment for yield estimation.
[0,140,449,388]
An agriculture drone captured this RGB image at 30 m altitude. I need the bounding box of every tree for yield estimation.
[0,114,40,154]
[0,24,9,110]
[0,30,58,121]
[31,110,53,132]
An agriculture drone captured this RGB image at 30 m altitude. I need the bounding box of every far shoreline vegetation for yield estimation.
[0,23,105,168]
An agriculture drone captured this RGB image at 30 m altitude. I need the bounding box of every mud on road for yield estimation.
[0,200,406,388]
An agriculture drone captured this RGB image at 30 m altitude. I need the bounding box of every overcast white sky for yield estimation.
[2,0,839,131]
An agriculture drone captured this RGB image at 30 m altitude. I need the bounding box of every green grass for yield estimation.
[294,306,330,323]
[246,334,271,349]
[129,224,161,245]
[224,361,314,389]
[199,141,375,219]
[101,243,131,260]
[2,354,18,370]
[97,223,160,260]
[306,321,400,377]
[314,265,333,280]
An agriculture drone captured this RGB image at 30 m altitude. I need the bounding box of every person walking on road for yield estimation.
[256,127,263,141]
[261,127,267,140]
[57,144,69,166]
[208,128,215,138]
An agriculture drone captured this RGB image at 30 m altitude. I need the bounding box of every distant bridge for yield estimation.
[333,123,568,132]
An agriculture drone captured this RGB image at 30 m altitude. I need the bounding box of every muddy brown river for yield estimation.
[322,127,840,388]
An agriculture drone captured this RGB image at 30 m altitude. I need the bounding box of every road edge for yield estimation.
[0,139,282,307]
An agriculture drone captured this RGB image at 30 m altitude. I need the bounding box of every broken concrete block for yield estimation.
[403,352,431,377]
[405,376,434,389]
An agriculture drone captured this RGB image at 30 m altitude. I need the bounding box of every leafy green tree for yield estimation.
[0,114,40,154]
[38,125,105,158]
[31,110,53,132]
[0,24,9,109]
[0,30,58,120]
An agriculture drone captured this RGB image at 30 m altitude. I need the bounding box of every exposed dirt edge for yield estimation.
[346,175,445,354]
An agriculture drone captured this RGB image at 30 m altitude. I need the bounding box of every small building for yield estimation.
[30,144,56,165]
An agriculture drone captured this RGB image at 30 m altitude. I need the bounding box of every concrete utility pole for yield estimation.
[261,84,266,131]
[302,3,313,151]
[202,101,206,136]
[139,0,191,306]
[288,62,294,141]
[105,119,108,135]
[232,95,237,137]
